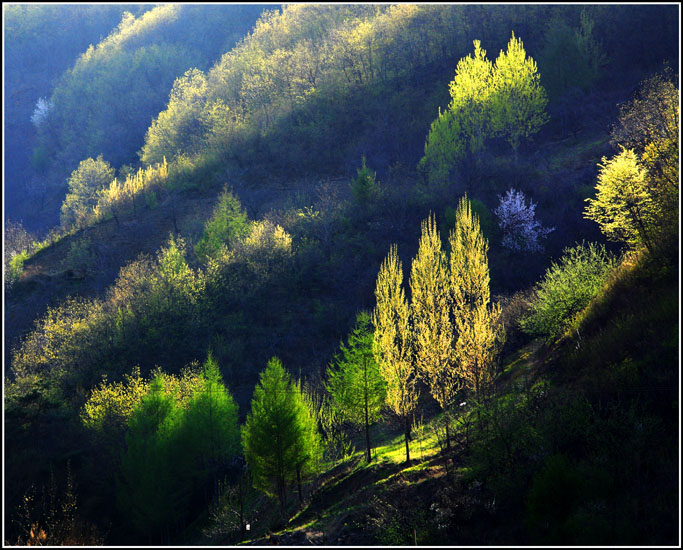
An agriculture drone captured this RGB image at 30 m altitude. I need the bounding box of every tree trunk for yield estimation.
[365,415,372,464]
[404,416,411,464]
[364,373,372,463]
[445,413,451,450]
[278,476,286,519]
[296,467,303,506]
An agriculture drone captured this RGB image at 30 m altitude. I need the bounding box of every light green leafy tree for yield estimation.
[448,40,495,156]
[421,33,548,181]
[195,187,250,262]
[326,311,386,463]
[420,40,493,184]
[61,155,115,228]
[584,147,657,253]
[141,68,208,165]
[521,242,617,339]
[490,32,549,160]
[608,73,679,252]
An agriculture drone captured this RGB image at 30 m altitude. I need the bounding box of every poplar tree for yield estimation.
[449,195,503,401]
[326,311,387,463]
[372,245,417,463]
[409,213,459,447]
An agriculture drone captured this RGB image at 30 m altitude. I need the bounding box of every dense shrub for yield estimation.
[520,242,618,339]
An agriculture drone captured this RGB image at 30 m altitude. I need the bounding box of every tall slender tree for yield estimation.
[372,245,418,463]
[449,195,503,402]
[409,213,459,447]
[327,311,387,463]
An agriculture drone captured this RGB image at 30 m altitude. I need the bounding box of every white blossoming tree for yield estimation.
[494,188,554,252]
[30,97,53,128]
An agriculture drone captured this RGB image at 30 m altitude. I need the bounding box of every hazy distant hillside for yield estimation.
[5,4,267,232]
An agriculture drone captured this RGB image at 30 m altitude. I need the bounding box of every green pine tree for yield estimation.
[195,186,250,262]
[117,375,186,541]
[326,311,386,463]
[182,352,240,504]
[242,357,319,516]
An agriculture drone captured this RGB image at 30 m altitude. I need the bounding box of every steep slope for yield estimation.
[228,251,677,545]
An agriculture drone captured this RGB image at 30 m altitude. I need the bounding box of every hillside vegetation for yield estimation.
[3,4,679,546]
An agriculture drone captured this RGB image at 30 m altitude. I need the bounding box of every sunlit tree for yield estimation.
[61,155,115,228]
[490,32,549,160]
[585,147,657,252]
[449,195,503,401]
[326,311,386,463]
[409,213,459,447]
[372,244,417,463]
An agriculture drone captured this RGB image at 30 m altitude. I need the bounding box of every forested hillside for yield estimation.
[4,4,267,232]
[3,4,679,546]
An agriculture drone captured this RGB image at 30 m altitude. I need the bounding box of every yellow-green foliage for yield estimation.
[94,157,168,222]
[140,5,476,166]
[81,366,150,432]
[449,195,503,399]
[448,40,495,154]
[78,6,181,63]
[372,244,417,421]
[237,220,294,279]
[12,296,109,382]
[584,148,657,251]
[595,74,680,253]
[8,249,30,284]
[420,40,494,184]
[422,33,548,182]
[61,156,116,229]
[12,235,204,389]
[142,68,209,165]
[490,32,549,155]
[520,242,618,339]
[409,213,458,411]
